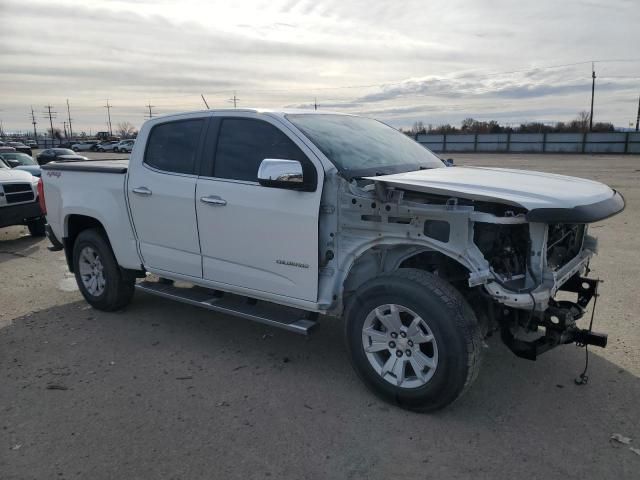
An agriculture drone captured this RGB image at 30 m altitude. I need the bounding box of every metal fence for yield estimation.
[416,132,640,154]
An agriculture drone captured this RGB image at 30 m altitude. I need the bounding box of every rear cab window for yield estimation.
[144,119,204,175]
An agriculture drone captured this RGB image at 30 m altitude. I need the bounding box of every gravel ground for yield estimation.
[1,153,639,479]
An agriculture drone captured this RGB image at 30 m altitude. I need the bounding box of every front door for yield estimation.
[127,117,206,278]
[195,116,322,301]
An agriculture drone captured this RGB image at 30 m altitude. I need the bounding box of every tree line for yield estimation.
[403,111,615,136]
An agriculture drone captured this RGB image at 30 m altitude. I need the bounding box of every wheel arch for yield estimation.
[339,241,473,309]
[63,214,109,272]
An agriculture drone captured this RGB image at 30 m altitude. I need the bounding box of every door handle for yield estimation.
[132,186,152,196]
[200,195,227,206]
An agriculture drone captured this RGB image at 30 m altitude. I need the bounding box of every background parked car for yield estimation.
[36,148,88,165]
[72,140,99,152]
[96,141,120,152]
[113,139,135,153]
[0,152,41,177]
[25,139,38,149]
[0,160,45,236]
[6,142,32,156]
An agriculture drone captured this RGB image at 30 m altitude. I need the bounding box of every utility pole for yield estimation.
[228,91,239,108]
[44,104,57,146]
[146,101,156,119]
[104,99,113,136]
[66,99,73,139]
[589,62,596,132]
[636,94,640,132]
[200,94,210,109]
[63,121,68,139]
[30,106,38,141]
[314,97,318,110]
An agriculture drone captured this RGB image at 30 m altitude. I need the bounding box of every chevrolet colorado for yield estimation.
[41,110,625,411]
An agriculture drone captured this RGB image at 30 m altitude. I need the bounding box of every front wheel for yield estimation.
[113,147,119,153]
[344,269,483,412]
[72,228,135,311]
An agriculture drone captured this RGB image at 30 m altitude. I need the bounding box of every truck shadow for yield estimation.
[0,230,43,265]
[3,294,639,478]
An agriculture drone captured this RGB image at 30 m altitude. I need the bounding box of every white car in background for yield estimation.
[71,140,99,152]
[114,139,135,153]
[96,141,120,152]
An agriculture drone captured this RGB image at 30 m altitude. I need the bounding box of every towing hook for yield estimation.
[572,328,608,348]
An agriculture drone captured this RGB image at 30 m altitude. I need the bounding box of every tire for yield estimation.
[344,268,482,412]
[27,217,46,237]
[72,147,78,152]
[72,228,135,311]
[113,147,119,153]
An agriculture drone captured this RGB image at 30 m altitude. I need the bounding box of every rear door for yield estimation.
[195,115,323,301]
[127,117,206,277]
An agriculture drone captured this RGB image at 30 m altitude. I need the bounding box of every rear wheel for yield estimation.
[27,217,46,237]
[72,229,135,311]
[345,269,483,412]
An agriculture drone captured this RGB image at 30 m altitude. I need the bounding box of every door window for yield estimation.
[213,118,313,185]
[144,119,204,175]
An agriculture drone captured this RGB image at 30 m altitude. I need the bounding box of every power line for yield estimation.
[103,100,113,136]
[228,91,240,108]
[30,106,38,141]
[590,63,596,131]
[145,101,156,119]
[66,99,73,139]
[43,105,57,146]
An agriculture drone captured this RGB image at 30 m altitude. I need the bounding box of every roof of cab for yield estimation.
[145,108,350,123]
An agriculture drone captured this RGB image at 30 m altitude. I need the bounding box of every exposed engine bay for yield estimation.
[320,175,612,361]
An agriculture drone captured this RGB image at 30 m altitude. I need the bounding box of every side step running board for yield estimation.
[135,281,317,335]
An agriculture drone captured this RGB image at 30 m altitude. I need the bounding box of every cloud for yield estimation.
[0,0,638,131]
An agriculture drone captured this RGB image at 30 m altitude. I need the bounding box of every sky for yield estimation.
[0,0,639,135]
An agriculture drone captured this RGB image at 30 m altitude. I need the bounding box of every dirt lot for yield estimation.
[1,153,639,479]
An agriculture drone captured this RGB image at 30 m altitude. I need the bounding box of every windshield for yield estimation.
[0,153,36,165]
[286,114,444,178]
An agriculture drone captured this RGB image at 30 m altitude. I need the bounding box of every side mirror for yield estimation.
[442,158,455,167]
[257,159,304,189]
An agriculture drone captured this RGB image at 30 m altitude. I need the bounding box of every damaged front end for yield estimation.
[326,173,622,361]
[477,219,608,360]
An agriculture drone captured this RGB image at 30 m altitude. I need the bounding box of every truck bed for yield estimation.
[42,157,142,270]
[41,159,128,174]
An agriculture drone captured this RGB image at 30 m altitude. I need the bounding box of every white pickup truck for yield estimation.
[41,109,625,411]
